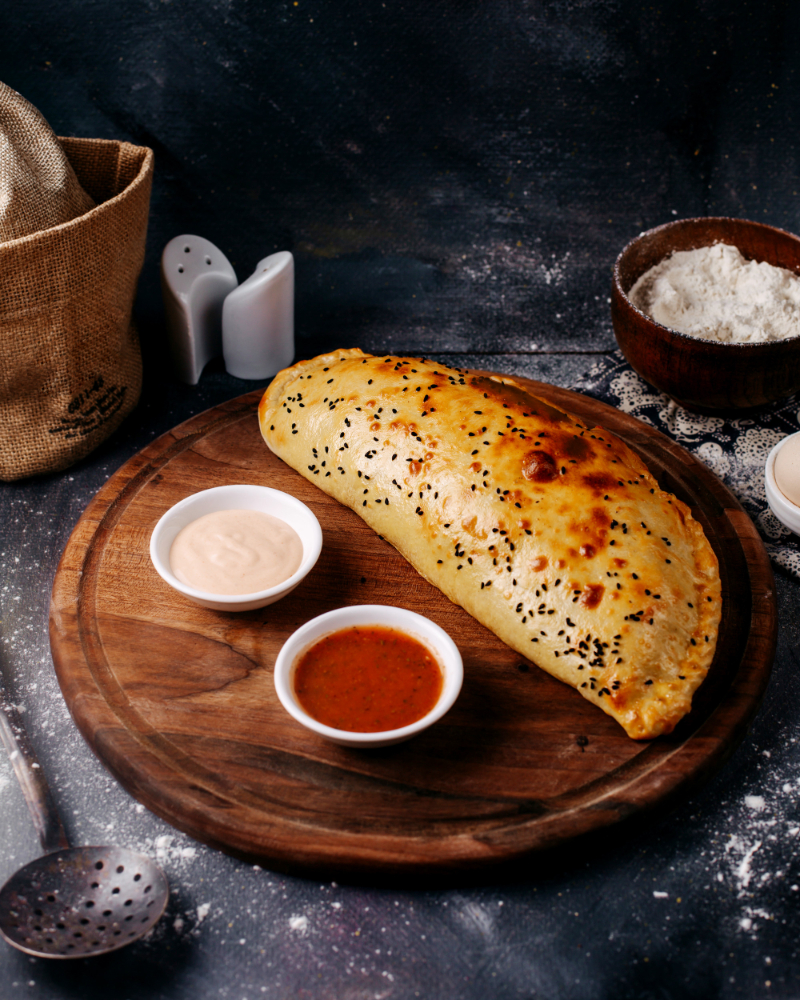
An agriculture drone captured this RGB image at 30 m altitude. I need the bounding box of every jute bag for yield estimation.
[0,83,153,480]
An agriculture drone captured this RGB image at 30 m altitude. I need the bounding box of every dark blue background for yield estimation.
[6,1,798,362]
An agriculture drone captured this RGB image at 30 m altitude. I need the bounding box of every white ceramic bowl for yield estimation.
[149,485,322,611]
[765,433,800,536]
[273,605,463,748]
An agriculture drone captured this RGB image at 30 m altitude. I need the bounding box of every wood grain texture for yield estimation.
[612,217,800,413]
[49,380,777,880]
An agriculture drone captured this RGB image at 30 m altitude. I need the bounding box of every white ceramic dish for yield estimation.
[273,605,463,748]
[149,484,322,611]
[765,432,800,536]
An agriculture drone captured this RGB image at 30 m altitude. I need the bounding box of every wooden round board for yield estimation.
[50,377,777,881]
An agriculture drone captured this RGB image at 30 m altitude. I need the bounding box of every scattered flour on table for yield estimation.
[629,243,800,343]
[697,743,800,940]
[459,243,570,290]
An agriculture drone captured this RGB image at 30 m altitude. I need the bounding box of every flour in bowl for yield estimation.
[629,242,800,343]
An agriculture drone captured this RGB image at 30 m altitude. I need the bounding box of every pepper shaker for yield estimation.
[161,235,238,384]
[222,251,294,380]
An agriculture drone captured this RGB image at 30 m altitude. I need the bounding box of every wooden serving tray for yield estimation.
[50,378,777,881]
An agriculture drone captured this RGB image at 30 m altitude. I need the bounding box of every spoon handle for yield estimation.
[0,695,69,854]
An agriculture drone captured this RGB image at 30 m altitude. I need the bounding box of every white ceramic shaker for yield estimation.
[222,251,294,380]
[161,235,238,384]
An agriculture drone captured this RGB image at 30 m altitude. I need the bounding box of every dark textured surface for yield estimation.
[1,1,800,997]
[7,0,800,365]
[2,358,800,999]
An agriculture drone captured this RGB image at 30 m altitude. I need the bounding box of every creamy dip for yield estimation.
[170,509,303,595]
[774,436,800,508]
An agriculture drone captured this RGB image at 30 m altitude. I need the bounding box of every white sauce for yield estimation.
[774,436,800,508]
[170,509,303,595]
[629,243,800,344]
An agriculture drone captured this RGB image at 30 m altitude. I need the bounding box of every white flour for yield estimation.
[629,242,800,343]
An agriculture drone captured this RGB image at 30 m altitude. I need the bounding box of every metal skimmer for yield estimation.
[0,691,168,958]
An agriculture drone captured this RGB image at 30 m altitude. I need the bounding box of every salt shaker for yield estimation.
[222,251,294,380]
[161,235,238,384]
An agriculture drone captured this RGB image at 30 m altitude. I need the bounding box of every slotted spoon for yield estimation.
[0,690,169,958]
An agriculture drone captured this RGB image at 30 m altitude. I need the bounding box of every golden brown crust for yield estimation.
[259,349,721,739]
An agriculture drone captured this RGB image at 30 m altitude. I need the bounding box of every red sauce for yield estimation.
[293,626,443,733]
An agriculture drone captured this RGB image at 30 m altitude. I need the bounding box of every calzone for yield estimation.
[259,348,721,739]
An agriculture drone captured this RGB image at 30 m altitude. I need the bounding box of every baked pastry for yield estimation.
[259,349,721,739]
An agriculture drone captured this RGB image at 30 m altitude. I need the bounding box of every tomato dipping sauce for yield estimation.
[293,626,443,733]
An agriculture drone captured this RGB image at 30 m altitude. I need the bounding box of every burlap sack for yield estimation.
[0,86,153,480]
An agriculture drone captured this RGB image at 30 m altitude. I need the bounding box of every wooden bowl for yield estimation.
[612,217,800,413]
